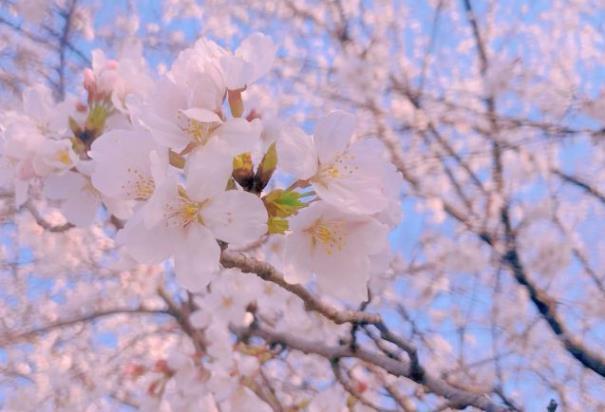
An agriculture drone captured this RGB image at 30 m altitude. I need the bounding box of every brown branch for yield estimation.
[0,307,171,346]
[552,213,605,296]
[462,0,488,75]
[460,0,605,381]
[56,0,78,99]
[231,321,508,411]
[222,251,510,409]
[553,169,605,207]
[23,200,74,232]
[220,250,381,325]
[493,387,522,412]
[157,287,207,354]
[373,322,423,381]
[500,207,605,378]
[0,16,90,65]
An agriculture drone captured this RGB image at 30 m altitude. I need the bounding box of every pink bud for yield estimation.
[83,69,95,89]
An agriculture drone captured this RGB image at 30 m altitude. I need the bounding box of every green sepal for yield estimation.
[232,152,255,190]
[255,142,277,191]
[263,189,307,218]
[267,216,289,234]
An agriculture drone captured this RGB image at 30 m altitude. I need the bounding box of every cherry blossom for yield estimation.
[118,143,267,291]
[219,32,277,90]
[5,3,600,410]
[285,201,389,302]
[135,76,262,155]
[89,127,166,202]
[278,111,396,215]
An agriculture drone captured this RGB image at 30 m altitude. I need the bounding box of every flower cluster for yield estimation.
[0,33,404,408]
[0,33,402,304]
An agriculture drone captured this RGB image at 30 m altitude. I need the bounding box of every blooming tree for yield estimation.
[1,1,605,411]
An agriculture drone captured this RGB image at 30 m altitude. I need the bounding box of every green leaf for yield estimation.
[263,189,307,218]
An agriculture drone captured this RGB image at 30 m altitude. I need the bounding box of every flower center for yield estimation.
[180,201,201,225]
[314,152,357,186]
[55,149,73,166]
[170,186,204,227]
[306,219,345,255]
[177,113,220,145]
[123,168,155,200]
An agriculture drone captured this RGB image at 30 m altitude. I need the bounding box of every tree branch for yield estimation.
[552,169,605,207]
[0,307,170,345]
[23,200,74,232]
[220,250,381,325]
[231,321,508,411]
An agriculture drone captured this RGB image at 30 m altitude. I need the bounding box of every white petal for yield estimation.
[181,107,222,124]
[141,175,180,228]
[141,77,190,151]
[315,257,370,302]
[286,201,383,302]
[276,124,318,180]
[91,49,108,72]
[22,84,54,123]
[214,118,261,156]
[312,141,389,214]
[186,141,234,201]
[149,150,170,187]
[117,211,177,264]
[219,55,253,90]
[174,226,221,292]
[203,190,268,245]
[235,32,277,85]
[33,140,76,176]
[187,71,225,110]
[284,229,314,285]
[14,180,29,207]
[90,128,158,200]
[103,196,134,220]
[314,111,355,164]
[61,189,100,226]
[44,171,85,200]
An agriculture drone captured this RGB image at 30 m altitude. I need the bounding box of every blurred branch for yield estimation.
[231,320,508,411]
[331,360,397,412]
[0,16,90,65]
[553,169,605,207]
[56,0,78,99]
[0,307,170,345]
[157,287,207,354]
[23,200,74,232]
[459,0,605,381]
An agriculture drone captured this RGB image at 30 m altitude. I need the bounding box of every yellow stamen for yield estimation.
[56,149,72,166]
[306,219,345,255]
[177,113,219,145]
[314,152,358,186]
